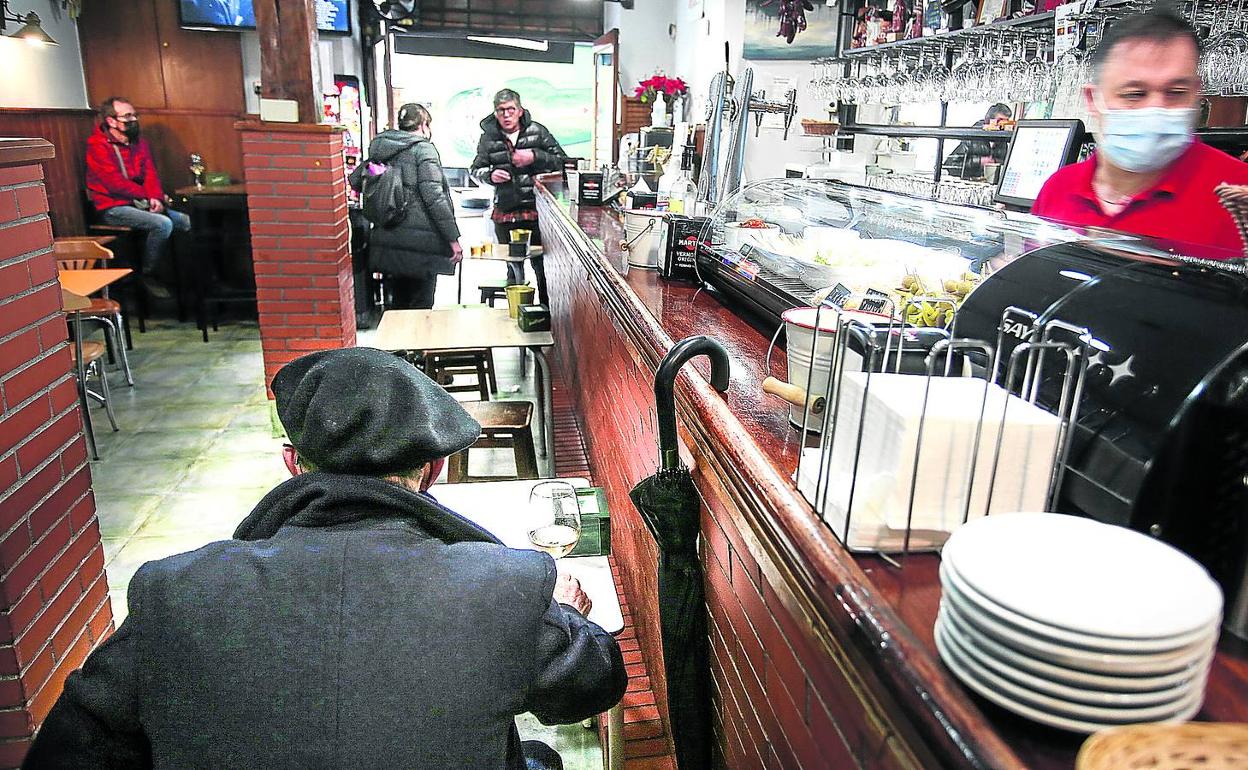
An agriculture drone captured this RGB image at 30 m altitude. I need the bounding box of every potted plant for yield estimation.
[634,73,688,128]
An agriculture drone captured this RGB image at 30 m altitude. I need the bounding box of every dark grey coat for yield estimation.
[351,130,461,278]
[25,474,626,770]
[469,112,566,213]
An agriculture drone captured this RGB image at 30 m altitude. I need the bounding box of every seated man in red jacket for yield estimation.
[85,96,191,296]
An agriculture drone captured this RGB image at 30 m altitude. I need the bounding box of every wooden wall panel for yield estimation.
[0,109,98,236]
[77,0,166,110]
[152,0,245,113]
[140,110,248,191]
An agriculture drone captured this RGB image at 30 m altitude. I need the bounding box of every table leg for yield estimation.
[531,346,555,476]
[607,701,624,770]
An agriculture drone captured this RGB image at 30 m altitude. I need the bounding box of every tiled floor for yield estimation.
[85,258,603,767]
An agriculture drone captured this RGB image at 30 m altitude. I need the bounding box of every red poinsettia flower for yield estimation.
[636,73,689,104]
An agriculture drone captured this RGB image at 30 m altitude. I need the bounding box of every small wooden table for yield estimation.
[174,183,247,197]
[55,234,117,248]
[373,307,556,471]
[58,268,132,297]
[430,477,625,770]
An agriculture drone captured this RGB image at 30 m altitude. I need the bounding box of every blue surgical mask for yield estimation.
[1095,100,1196,173]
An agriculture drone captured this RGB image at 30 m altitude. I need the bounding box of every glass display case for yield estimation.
[696,177,1095,324]
[695,176,1248,638]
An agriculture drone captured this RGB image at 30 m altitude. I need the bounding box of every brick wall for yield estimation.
[0,141,113,767]
[542,199,899,769]
[237,122,356,394]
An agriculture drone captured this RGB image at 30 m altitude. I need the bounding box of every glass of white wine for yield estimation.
[527,481,582,559]
[189,153,205,190]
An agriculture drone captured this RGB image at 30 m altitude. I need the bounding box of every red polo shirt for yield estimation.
[1031,140,1248,259]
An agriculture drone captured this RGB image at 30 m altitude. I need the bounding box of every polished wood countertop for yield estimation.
[536,177,1248,769]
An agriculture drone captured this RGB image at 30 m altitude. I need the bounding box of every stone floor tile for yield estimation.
[94,493,164,539]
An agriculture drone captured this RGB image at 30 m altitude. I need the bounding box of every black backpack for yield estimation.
[360,159,407,228]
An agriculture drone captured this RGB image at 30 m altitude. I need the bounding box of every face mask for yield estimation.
[1095,102,1195,173]
[116,119,140,141]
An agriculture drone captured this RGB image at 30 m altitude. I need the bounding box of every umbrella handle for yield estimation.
[656,336,730,470]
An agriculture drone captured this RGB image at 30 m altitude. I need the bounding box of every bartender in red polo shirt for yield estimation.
[1032,10,1248,258]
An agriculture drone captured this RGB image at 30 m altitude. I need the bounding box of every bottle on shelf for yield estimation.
[669,143,699,216]
[656,149,680,211]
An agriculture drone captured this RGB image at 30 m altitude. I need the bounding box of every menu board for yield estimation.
[995,120,1086,209]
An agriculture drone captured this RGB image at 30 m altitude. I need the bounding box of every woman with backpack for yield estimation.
[350,103,462,309]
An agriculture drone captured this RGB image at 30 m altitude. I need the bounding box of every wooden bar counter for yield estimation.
[535,176,1248,769]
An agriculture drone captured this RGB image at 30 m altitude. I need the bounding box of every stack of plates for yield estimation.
[936,513,1223,734]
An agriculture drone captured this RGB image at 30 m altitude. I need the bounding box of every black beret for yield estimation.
[272,348,481,475]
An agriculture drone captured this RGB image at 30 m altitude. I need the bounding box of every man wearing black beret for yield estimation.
[25,348,627,770]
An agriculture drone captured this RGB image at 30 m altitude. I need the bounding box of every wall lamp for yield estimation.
[1,0,57,46]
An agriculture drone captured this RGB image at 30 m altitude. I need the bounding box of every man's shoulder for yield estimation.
[1191,141,1248,182]
[85,128,108,150]
[525,119,553,135]
[448,540,553,583]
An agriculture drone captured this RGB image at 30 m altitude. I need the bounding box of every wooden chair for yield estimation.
[425,348,497,401]
[447,400,538,483]
[53,239,135,386]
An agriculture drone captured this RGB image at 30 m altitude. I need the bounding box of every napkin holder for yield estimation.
[517,304,550,332]
[569,487,611,557]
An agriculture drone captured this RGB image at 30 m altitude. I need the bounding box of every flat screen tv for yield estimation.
[179,0,351,35]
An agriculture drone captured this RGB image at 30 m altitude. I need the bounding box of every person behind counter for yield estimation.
[943,103,1012,181]
[24,348,626,770]
[1032,10,1248,257]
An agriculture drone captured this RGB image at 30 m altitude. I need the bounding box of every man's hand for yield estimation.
[450,241,464,264]
[552,573,591,617]
[512,149,536,168]
[149,197,165,214]
[490,168,512,184]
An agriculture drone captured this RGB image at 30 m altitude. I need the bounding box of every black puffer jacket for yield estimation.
[350,130,460,277]
[470,111,566,213]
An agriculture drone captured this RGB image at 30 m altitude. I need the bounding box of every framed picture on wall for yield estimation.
[976,0,1009,24]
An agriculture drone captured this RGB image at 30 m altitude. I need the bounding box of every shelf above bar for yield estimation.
[843,11,1056,58]
[838,124,1013,140]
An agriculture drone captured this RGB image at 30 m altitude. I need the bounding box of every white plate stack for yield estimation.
[936,512,1224,734]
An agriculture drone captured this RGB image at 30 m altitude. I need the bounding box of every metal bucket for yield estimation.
[622,209,664,269]
[782,307,885,429]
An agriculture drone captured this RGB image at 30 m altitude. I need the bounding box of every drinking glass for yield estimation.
[528,481,582,559]
[189,153,205,190]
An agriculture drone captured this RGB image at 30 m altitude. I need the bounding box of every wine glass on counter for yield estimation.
[528,481,582,559]
[189,153,205,190]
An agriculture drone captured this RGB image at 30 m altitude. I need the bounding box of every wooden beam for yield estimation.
[253,0,322,123]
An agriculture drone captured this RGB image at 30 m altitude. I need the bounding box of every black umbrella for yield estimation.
[630,335,730,770]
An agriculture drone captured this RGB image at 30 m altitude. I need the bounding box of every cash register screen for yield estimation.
[994,119,1085,209]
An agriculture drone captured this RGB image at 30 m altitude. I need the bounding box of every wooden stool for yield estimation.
[447,400,538,483]
[425,348,496,400]
[479,279,509,308]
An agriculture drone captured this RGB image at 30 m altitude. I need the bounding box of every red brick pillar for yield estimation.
[236,122,356,394]
[0,139,113,767]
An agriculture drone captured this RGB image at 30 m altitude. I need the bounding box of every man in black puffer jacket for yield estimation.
[351,103,462,309]
[470,89,566,306]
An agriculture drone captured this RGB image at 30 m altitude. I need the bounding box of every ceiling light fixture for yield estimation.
[0,0,57,45]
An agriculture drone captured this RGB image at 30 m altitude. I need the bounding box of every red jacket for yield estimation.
[85,124,165,212]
